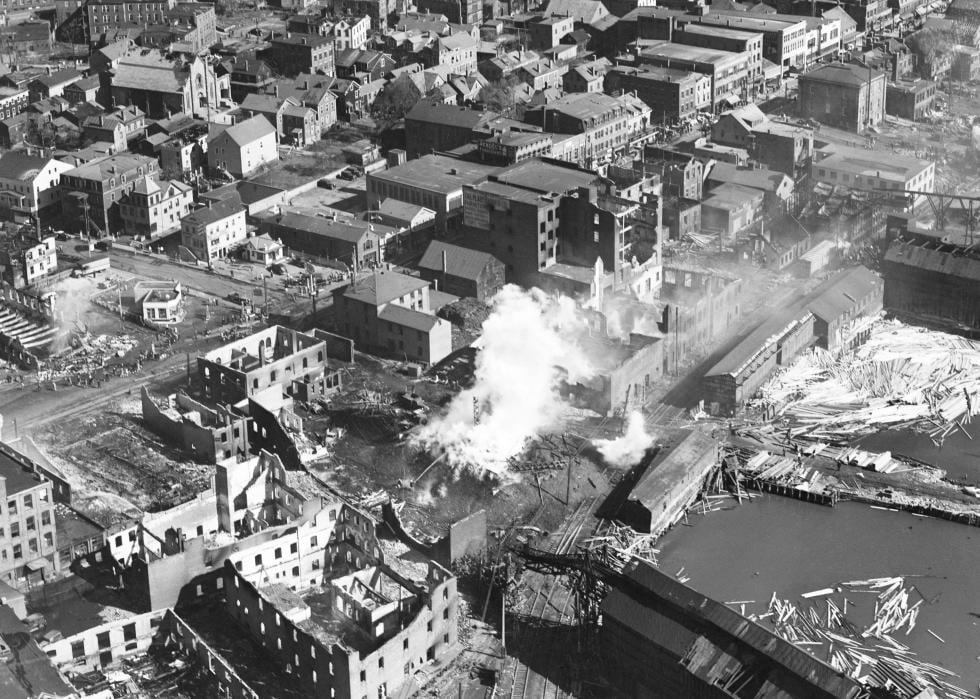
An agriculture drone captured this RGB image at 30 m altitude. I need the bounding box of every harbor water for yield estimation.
[857,428,980,485]
[657,496,980,692]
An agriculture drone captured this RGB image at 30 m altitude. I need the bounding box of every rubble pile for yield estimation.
[764,577,972,699]
[758,320,980,443]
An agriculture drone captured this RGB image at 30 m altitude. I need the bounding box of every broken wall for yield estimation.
[43,609,167,672]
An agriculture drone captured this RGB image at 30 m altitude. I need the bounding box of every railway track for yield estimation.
[507,496,600,699]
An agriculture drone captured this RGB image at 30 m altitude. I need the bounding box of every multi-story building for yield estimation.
[263,77,338,136]
[86,0,176,41]
[61,153,160,234]
[180,195,247,262]
[0,233,58,288]
[0,151,73,225]
[884,235,980,334]
[268,33,335,77]
[0,21,52,58]
[332,270,452,364]
[0,443,59,584]
[198,325,336,405]
[886,80,937,121]
[241,93,318,146]
[0,87,28,121]
[120,175,194,238]
[672,24,764,85]
[798,63,886,132]
[605,65,711,123]
[523,92,651,168]
[636,43,751,110]
[28,68,82,103]
[332,16,371,51]
[367,155,499,233]
[694,11,809,71]
[811,145,934,212]
[952,45,980,82]
[228,55,277,104]
[476,131,554,165]
[404,102,488,159]
[82,105,147,153]
[207,115,278,178]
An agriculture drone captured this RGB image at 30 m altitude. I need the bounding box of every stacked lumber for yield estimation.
[756,320,980,442]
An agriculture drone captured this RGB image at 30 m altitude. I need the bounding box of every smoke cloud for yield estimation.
[593,411,654,467]
[413,285,597,477]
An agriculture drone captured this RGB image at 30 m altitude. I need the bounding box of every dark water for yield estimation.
[658,496,980,691]
[857,428,980,485]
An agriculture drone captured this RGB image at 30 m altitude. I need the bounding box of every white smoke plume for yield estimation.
[413,285,597,477]
[594,411,654,467]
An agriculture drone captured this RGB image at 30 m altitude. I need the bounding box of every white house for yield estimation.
[243,233,285,265]
[180,195,247,261]
[0,152,73,224]
[207,115,277,179]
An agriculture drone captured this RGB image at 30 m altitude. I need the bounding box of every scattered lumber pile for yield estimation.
[757,320,980,443]
[761,577,972,699]
[582,521,660,571]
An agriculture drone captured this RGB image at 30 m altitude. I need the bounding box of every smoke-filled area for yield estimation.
[603,296,663,341]
[47,277,98,354]
[412,285,598,477]
[593,411,654,467]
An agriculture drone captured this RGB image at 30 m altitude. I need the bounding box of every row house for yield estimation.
[268,33,335,78]
[268,75,339,135]
[605,65,711,124]
[523,91,652,169]
[61,153,160,234]
[120,175,194,238]
[0,87,29,121]
[180,195,247,261]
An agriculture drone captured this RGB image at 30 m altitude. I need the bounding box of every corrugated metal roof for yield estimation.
[885,240,980,282]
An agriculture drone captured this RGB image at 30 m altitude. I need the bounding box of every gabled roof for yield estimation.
[804,265,880,323]
[183,194,244,226]
[342,269,428,306]
[0,151,51,180]
[418,241,498,281]
[378,198,434,223]
[378,303,442,332]
[245,233,282,252]
[112,53,185,92]
[33,68,81,88]
[545,0,609,24]
[216,114,276,146]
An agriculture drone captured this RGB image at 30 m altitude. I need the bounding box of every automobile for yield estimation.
[317,178,335,189]
[337,169,355,181]
[227,292,250,306]
[268,263,286,275]
[55,232,69,241]
[94,240,111,251]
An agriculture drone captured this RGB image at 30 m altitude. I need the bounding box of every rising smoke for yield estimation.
[593,411,654,467]
[412,285,597,477]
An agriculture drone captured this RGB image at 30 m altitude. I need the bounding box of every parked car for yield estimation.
[227,292,250,306]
